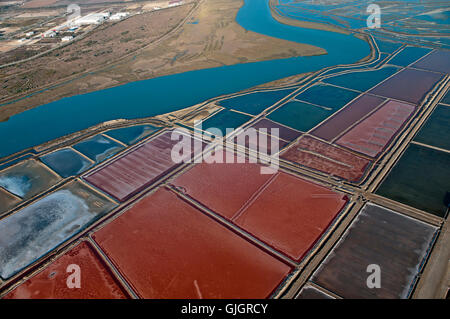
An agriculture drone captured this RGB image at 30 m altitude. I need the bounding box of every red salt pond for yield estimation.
[3,241,128,299]
[312,94,386,141]
[234,172,348,261]
[369,68,443,104]
[93,188,291,298]
[173,153,348,261]
[84,130,200,201]
[336,100,415,157]
[173,152,274,219]
[281,136,371,182]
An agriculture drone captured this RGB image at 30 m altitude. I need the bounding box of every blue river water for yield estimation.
[0,0,370,158]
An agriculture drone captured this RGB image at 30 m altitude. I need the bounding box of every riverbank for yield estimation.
[0,0,326,121]
[0,0,370,159]
[268,0,350,35]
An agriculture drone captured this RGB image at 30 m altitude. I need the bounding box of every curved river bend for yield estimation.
[0,0,370,158]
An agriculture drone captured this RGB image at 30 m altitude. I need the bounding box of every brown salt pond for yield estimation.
[249,118,302,142]
[0,188,20,215]
[296,284,335,299]
[230,130,289,154]
[412,50,450,74]
[310,203,438,299]
[281,135,371,182]
[369,68,443,104]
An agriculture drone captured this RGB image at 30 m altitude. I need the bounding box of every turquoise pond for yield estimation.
[266,82,363,133]
[388,46,432,67]
[196,109,252,136]
[104,124,159,145]
[218,88,296,115]
[72,134,124,163]
[40,148,93,178]
[0,0,370,159]
[295,84,360,110]
[268,100,332,132]
[375,38,403,54]
[323,66,400,92]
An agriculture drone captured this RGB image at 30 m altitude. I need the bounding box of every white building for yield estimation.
[74,13,110,26]
[43,31,56,38]
[99,12,111,18]
[61,36,73,42]
[110,12,129,21]
[168,0,183,7]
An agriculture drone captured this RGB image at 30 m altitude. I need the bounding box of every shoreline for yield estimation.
[268,0,350,35]
[0,0,372,160]
[0,0,326,120]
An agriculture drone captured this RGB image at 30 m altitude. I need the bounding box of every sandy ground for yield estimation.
[0,41,21,53]
[21,0,135,8]
[22,0,60,8]
[0,0,325,121]
[15,11,61,18]
[413,219,450,298]
[0,1,21,6]
[0,4,195,118]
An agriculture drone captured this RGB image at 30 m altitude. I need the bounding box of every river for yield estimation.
[0,0,370,159]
